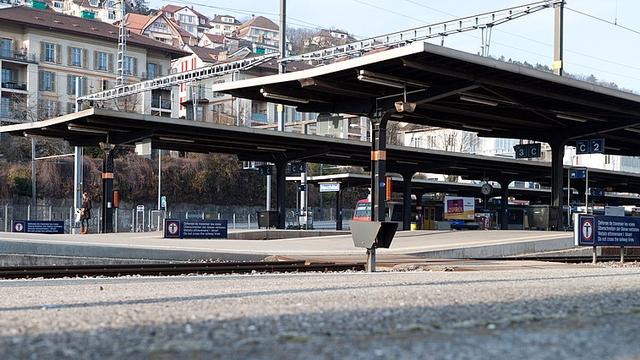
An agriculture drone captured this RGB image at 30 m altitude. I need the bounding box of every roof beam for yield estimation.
[402,59,640,118]
[299,78,382,98]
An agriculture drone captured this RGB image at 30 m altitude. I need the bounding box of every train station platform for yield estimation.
[0,230,575,264]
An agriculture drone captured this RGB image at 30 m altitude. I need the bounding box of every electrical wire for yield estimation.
[565,6,640,37]
[396,0,640,81]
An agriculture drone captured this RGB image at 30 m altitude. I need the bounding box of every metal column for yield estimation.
[499,180,511,230]
[370,115,390,222]
[31,137,36,220]
[402,172,414,230]
[550,140,566,230]
[336,188,343,231]
[275,159,287,229]
[553,0,564,76]
[101,146,115,233]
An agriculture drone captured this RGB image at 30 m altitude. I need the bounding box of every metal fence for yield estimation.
[0,203,355,233]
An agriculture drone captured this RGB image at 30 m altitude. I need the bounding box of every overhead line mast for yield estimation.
[79,0,561,103]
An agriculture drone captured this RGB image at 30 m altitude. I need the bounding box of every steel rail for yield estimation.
[0,261,365,279]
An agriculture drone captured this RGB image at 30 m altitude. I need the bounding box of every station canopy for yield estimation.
[211,42,640,157]
[2,108,640,195]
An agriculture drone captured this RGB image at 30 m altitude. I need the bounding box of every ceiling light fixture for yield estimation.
[326,153,351,159]
[67,124,108,134]
[358,70,429,88]
[260,88,310,104]
[556,113,588,122]
[462,124,493,132]
[158,136,195,143]
[357,74,405,89]
[459,95,498,107]
[257,146,287,152]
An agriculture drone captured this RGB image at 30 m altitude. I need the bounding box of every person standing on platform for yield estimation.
[80,192,92,234]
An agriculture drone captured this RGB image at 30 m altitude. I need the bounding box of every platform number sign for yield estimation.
[258,165,273,176]
[576,138,605,155]
[287,162,307,175]
[514,143,542,159]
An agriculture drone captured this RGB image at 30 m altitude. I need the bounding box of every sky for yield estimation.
[149,0,640,92]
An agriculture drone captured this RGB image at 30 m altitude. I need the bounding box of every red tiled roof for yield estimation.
[239,16,278,31]
[123,13,151,34]
[203,33,224,44]
[159,4,183,13]
[188,46,222,64]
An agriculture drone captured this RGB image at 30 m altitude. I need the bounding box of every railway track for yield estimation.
[0,261,365,279]
[476,256,640,263]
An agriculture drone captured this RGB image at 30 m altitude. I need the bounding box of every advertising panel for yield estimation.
[444,196,475,220]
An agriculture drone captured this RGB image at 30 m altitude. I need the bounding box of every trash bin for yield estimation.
[350,221,398,249]
[257,210,279,229]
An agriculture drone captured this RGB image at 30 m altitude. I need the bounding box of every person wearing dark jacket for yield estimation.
[80,192,92,234]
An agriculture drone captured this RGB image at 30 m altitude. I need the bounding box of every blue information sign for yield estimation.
[575,215,640,246]
[163,219,228,239]
[590,188,605,197]
[12,220,65,234]
[182,220,228,239]
[570,169,587,180]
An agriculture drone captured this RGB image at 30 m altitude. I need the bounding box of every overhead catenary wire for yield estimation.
[358,0,640,86]
[565,6,640,37]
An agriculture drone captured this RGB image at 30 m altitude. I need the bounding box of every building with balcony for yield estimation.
[236,16,280,54]
[121,12,190,49]
[60,0,118,24]
[0,5,187,123]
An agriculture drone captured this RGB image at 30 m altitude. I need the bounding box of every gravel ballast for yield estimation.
[1,267,640,359]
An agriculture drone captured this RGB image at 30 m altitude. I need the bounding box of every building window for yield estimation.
[70,47,82,66]
[39,71,55,92]
[44,42,55,62]
[96,51,108,71]
[179,14,194,23]
[53,1,62,8]
[1,68,12,83]
[108,11,115,20]
[123,56,137,76]
[146,62,158,79]
[67,75,84,96]
[0,38,11,57]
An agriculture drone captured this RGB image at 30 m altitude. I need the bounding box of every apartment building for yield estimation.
[0,5,188,123]
[122,12,191,49]
[236,16,280,54]
[158,4,209,39]
[59,0,118,23]
[208,14,240,36]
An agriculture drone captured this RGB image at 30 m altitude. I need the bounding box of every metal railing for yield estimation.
[1,82,27,91]
[0,204,355,233]
[0,50,37,63]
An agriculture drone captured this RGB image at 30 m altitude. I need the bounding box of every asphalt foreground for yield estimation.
[1,267,640,360]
